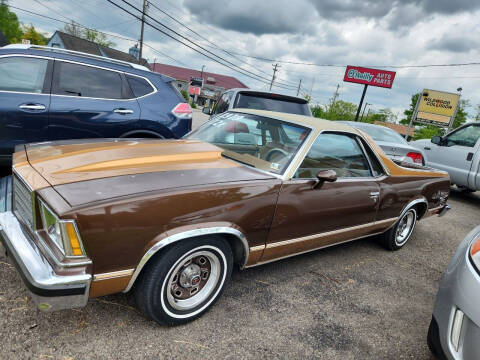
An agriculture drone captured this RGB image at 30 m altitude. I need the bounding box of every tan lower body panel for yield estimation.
[89,269,134,298]
[258,218,397,264]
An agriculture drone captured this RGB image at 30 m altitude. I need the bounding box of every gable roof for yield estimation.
[0,30,8,47]
[50,31,149,68]
[150,63,248,90]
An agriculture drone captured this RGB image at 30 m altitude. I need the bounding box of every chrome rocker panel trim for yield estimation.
[124,226,249,293]
[0,211,91,311]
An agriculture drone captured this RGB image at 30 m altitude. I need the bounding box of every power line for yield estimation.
[107,0,298,91]
[147,1,299,88]
[8,4,186,66]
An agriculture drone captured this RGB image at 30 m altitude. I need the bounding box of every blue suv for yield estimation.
[0,44,192,165]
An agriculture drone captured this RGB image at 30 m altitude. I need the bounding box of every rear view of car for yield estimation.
[342,121,425,165]
[428,226,480,360]
[204,89,312,117]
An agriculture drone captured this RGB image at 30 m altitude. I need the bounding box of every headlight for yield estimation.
[39,200,85,257]
[470,236,480,272]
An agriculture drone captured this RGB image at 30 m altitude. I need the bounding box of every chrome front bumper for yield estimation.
[0,211,91,311]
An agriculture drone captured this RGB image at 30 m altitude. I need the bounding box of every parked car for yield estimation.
[428,226,480,360]
[0,44,192,166]
[411,123,480,192]
[340,121,425,165]
[202,89,312,117]
[0,109,450,325]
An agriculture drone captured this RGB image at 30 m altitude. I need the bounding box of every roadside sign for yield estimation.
[416,89,460,126]
[343,65,396,121]
[189,85,201,95]
[405,88,461,138]
[343,65,396,89]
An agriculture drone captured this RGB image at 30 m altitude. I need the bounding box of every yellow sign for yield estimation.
[418,89,459,118]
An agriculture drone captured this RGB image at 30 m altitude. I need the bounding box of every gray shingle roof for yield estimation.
[54,31,149,68]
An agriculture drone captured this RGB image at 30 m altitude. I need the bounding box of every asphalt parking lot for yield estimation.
[0,112,478,359]
[0,188,478,359]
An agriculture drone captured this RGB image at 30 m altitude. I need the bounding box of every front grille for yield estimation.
[13,174,34,230]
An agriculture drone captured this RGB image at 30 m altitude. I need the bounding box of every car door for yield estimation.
[422,124,480,187]
[0,55,51,164]
[48,60,140,140]
[211,91,233,117]
[261,132,381,262]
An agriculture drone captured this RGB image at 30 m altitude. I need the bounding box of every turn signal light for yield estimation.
[471,237,480,257]
[65,222,83,256]
[406,152,423,164]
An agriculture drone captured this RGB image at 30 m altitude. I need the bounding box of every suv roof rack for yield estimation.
[2,44,151,72]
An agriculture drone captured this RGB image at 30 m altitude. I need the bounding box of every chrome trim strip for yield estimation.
[124,226,249,292]
[247,230,386,268]
[94,269,134,281]
[265,218,397,249]
[250,245,266,252]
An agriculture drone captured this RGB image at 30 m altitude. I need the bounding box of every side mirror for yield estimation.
[202,107,211,115]
[313,170,337,189]
[431,136,442,145]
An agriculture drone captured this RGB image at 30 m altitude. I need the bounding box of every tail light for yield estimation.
[406,152,423,164]
[172,103,192,119]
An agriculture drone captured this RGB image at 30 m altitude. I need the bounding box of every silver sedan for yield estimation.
[428,226,480,360]
[340,121,425,165]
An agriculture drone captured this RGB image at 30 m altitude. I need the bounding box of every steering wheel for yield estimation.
[265,148,289,162]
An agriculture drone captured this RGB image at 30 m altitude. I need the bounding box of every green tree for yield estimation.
[83,28,115,47]
[0,0,22,43]
[63,20,82,37]
[400,93,420,126]
[21,24,47,45]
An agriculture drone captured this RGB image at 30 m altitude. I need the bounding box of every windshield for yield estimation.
[234,93,311,116]
[186,112,311,174]
[354,124,408,144]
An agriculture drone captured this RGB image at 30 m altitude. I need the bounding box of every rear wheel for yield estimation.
[135,237,233,325]
[381,208,417,251]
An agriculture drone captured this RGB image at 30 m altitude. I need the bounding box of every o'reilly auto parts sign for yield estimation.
[343,65,396,89]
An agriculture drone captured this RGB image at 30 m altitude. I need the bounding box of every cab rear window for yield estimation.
[234,93,311,116]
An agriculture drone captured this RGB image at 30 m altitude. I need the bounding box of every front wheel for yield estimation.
[381,208,417,251]
[135,237,233,325]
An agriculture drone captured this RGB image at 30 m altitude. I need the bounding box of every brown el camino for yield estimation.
[0,109,450,325]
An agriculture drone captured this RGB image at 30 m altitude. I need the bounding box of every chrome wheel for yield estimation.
[165,248,222,312]
[395,209,416,246]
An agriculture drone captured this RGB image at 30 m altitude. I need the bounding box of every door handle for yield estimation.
[424,147,431,150]
[19,104,46,111]
[467,152,474,161]
[370,191,380,202]
[113,108,134,115]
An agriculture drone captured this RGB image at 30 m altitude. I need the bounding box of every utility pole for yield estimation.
[139,0,148,61]
[296,79,302,97]
[360,102,371,122]
[200,65,205,79]
[332,84,340,105]
[269,63,280,91]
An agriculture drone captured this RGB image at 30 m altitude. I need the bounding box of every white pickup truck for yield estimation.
[412,123,480,192]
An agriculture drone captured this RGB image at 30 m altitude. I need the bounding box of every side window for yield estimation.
[213,92,232,114]
[126,75,154,98]
[0,57,48,93]
[445,125,480,148]
[360,139,384,177]
[296,133,371,178]
[53,61,123,99]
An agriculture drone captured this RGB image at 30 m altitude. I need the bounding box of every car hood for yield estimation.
[24,139,275,206]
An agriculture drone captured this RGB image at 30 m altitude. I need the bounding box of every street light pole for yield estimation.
[360,102,371,122]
